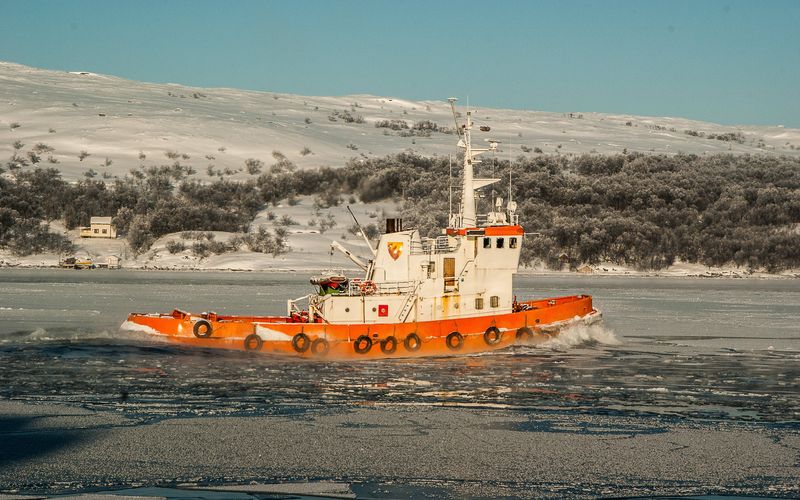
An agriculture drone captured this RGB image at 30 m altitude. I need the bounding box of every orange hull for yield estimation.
[124,295,599,360]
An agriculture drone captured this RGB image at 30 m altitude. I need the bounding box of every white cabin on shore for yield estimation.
[80,216,116,238]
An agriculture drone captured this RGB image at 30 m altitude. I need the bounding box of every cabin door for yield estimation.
[443,257,456,291]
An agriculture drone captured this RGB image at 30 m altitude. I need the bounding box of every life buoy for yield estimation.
[311,338,329,356]
[516,327,533,343]
[404,333,421,352]
[446,331,463,350]
[292,333,311,353]
[243,333,263,351]
[354,335,372,354]
[484,326,502,345]
[193,319,213,338]
[358,280,377,295]
[380,336,397,354]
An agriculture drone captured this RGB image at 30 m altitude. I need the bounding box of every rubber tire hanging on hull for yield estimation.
[243,333,263,351]
[446,331,463,350]
[311,338,329,356]
[292,333,311,353]
[193,319,213,338]
[354,335,372,354]
[483,326,502,345]
[516,327,533,343]
[380,336,397,354]
[404,333,421,352]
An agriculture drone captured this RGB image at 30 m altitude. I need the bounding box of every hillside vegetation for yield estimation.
[2,148,798,272]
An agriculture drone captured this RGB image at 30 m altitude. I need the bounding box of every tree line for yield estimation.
[1,149,799,271]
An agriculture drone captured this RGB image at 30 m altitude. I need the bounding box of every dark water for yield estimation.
[0,269,798,423]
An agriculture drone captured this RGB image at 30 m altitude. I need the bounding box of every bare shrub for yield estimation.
[277,215,297,226]
[166,240,186,254]
[245,158,264,175]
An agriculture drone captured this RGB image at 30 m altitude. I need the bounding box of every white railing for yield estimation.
[409,236,460,255]
[345,279,416,296]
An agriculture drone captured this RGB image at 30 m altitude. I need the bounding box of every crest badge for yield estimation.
[387,242,403,260]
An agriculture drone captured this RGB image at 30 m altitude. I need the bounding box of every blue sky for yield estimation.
[2,0,798,127]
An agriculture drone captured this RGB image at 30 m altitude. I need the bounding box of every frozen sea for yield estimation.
[0,269,798,498]
[0,269,797,422]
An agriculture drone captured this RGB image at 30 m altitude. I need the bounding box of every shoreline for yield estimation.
[1,259,798,280]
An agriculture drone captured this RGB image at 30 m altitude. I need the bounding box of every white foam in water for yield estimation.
[3,326,156,344]
[119,320,161,336]
[538,321,621,350]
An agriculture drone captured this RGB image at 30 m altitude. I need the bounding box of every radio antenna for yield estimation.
[448,154,453,225]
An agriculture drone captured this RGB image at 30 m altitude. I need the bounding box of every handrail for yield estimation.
[409,237,460,255]
[343,279,417,296]
[457,259,474,280]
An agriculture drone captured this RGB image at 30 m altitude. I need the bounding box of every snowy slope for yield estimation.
[2,61,799,182]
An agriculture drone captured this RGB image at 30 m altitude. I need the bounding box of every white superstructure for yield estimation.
[295,99,523,325]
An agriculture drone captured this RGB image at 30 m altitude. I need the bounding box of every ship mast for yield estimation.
[448,98,498,229]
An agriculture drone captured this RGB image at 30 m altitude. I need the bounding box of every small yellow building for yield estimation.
[80,216,117,238]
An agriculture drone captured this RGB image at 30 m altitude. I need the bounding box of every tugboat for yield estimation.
[124,98,601,359]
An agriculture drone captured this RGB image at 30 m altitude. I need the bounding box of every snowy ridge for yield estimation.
[1,61,798,182]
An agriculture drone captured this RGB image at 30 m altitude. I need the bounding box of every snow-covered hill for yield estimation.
[2,61,799,182]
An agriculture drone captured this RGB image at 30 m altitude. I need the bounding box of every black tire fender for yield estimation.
[311,338,329,356]
[446,331,463,350]
[483,326,502,345]
[292,333,311,353]
[516,327,533,343]
[193,319,213,338]
[354,335,372,354]
[243,333,263,351]
[380,336,398,354]
[404,333,421,352]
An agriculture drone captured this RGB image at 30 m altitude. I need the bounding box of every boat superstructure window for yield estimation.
[490,296,499,308]
[510,237,517,249]
[483,237,491,248]
[475,297,484,310]
[496,237,504,249]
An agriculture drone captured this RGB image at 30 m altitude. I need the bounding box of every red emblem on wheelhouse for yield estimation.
[378,304,389,317]
[387,242,403,260]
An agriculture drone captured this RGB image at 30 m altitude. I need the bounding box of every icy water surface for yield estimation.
[0,269,798,424]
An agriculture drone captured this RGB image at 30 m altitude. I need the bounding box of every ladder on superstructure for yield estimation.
[396,281,420,323]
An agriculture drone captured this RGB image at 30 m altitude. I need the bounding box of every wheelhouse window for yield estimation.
[483,237,491,249]
[490,296,499,308]
[496,237,504,248]
[509,237,518,249]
